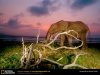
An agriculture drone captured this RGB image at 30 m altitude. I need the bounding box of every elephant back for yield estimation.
[57,20,69,32]
[68,21,89,33]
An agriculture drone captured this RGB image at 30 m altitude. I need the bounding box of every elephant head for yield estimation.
[46,20,68,42]
[46,20,89,50]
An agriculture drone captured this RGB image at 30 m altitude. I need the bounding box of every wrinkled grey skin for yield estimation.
[46,20,89,50]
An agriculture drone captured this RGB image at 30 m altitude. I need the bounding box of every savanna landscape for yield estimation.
[0,0,100,71]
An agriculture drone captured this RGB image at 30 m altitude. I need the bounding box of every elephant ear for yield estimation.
[57,20,69,31]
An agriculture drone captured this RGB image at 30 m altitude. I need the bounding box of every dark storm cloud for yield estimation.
[28,0,59,16]
[71,0,98,10]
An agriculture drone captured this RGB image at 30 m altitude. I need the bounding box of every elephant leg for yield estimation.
[60,34,65,46]
[80,34,87,50]
[67,36,73,47]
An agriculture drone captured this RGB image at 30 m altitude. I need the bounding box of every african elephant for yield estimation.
[46,20,89,49]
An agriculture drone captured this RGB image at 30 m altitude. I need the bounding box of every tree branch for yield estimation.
[43,58,63,66]
[36,28,40,44]
[46,30,79,46]
[25,44,33,69]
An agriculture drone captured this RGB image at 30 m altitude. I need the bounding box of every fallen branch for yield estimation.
[25,44,33,69]
[46,30,79,46]
[20,30,88,69]
[44,30,83,50]
[20,37,26,68]
[44,44,83,50]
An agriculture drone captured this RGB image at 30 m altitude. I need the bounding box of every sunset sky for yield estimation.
[0,0,100,37]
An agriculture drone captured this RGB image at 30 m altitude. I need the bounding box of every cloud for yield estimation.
[27,0,60,16]
[0,18,35,36]
[28,6,49,16]
[0,12,31,30]
[0,13,4,16]
[42,0,54,6]
[7,19,19,28]
[0,18,32,29]
[0,12,4,16]
[71,0,98,10]
[0,13,47,36]
[0,19,46,36]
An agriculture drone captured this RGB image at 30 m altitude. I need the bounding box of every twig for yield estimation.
[57,57,64,62]
[25,44,33,69]
[20,37,25,68]
[22,37,24,51]
[36,28,40,44]
[43,58,63,66]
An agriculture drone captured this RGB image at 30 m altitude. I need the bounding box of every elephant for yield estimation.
[46,20,89,50]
